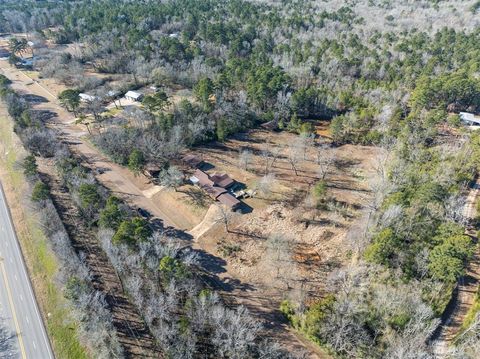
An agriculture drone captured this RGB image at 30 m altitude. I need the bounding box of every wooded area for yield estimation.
[1,0,480,358]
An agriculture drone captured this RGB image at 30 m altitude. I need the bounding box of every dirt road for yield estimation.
[0,60,194,231]
[432,177,480,355]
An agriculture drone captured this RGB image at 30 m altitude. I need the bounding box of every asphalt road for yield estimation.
[0,183,54,359]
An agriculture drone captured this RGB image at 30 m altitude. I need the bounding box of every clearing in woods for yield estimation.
[0,38,382,357]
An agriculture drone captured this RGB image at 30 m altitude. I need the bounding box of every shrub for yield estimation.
[22,154,38,177]
[127,149,145,175]
[159,255,189,283]
[77,183,102,212]
[364,228,400,266]
[31,181,49,202]
[428,235,474,283]
[99,196,127,230]
[112,217,151,245]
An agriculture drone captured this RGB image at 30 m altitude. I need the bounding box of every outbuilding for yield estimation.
[125,91,144,102]
[459,112,480,126]
[79,93,96,103]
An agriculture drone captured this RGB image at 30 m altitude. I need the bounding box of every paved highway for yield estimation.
[0,182,54,359]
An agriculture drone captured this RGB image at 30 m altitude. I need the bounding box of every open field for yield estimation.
[0,103,89,359]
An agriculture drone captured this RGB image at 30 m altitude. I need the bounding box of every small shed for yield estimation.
[125,91,144,102]
[79,93,96,103]
[459,112,480,126]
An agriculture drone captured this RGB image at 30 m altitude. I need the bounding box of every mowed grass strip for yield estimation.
[0,109,90,359]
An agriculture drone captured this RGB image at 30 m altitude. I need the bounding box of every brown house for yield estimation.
[190,169,241,210]
[218,193,240,209]
[191,169,214,187]
[210,173,235,189]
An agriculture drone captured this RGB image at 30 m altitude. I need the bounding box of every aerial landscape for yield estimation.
[1,0,480,358]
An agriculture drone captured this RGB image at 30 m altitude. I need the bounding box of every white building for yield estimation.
[459,112,480,126]
[125,91,143,102]
[79,93,96,103]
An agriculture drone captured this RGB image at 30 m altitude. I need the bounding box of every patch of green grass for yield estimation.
[0,112,90,359]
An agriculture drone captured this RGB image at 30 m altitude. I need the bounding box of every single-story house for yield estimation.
[125,90,144,102]
[210,173,235,189]
[182,154,204,168]
[79,93,96,103]
[459,112,480,126]
[203,185,227,199]
[189,169,241,210]
[190,169,214,187]
[218,193,240,210]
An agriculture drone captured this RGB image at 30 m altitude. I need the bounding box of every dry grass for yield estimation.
[186,128,381,358]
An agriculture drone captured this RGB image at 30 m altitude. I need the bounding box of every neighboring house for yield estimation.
[189,169,241,210]
[125,90,144,102]
[459,112,480,126]
[79,93,96,103]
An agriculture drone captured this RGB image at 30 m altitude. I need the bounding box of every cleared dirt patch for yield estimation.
[186,129,381,357]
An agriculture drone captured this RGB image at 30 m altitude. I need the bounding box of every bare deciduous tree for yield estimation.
[261,145,280,175]
[287,142,303,176]
[316,145,336,180]
[238,148,252,171]
[256,173,275,198]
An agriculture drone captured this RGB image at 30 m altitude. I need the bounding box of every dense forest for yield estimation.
[2,0,480,358]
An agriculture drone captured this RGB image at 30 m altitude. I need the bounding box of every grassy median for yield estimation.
[0,106,89,359]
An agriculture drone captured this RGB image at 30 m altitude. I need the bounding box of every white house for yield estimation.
[125,91,143,102]
[79,93,96,103]
[459,112,480,126]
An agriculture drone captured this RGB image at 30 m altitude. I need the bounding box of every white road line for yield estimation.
[25,316,29,324]
[33,341,36,349]
[20,294,23,302]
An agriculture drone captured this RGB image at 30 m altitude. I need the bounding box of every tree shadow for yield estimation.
[334,158,361,169]
[32,109,56,123]
[22,93,49,103]
[183,187,210,208]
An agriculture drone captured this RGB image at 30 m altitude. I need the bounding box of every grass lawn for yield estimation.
[0,108,90,359]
